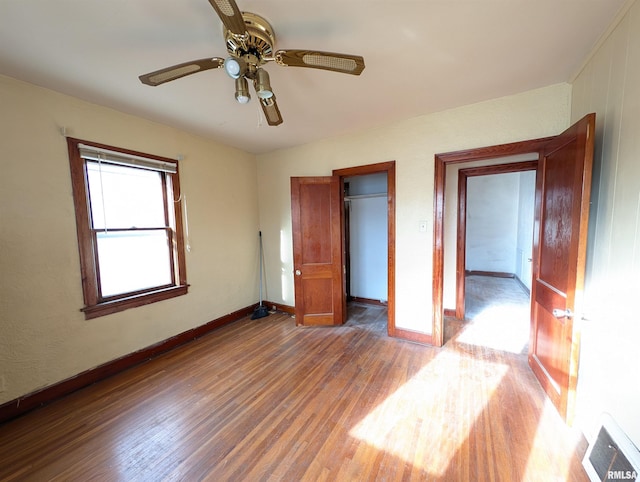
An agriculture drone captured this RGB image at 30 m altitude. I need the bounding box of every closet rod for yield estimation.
[344,193,387,201]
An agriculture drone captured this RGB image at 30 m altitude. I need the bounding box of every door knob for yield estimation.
[295,269,301,276]
[552,308,573,319]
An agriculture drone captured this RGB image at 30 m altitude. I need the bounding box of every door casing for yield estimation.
[432,114,595,423]
[333,162,406,339]
[433,137,554,346]
[455,160,538,320]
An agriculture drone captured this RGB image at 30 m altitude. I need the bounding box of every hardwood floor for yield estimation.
[0,303,587,481]
[344,301,388,336]
[449,275,531,354]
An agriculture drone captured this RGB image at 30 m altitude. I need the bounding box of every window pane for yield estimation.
[96,230,172,297]
[87,161,166,229]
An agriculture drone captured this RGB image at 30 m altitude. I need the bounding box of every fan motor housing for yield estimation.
[225,12,275,66]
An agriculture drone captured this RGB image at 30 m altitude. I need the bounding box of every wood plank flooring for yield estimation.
[0,302,587,481]
[450,275,531,354]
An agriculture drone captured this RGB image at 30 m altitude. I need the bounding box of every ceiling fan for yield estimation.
[139,0,366,126]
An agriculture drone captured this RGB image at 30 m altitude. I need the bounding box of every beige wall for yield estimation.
[570,0,640,447]
[257,83,571,333]
[0,75,260,404]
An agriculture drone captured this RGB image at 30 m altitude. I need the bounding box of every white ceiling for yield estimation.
[0,0,627,154]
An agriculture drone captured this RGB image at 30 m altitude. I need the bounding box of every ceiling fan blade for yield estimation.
[275,50,365,75]
[260,96,283,126]
[208,0,247,36]
[139,57,225,86]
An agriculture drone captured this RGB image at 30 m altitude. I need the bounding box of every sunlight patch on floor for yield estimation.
[457,302,529,353]
[349,349,508,476]
[522,398,584,481]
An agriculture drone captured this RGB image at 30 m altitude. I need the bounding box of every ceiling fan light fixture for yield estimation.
[255,68,273,99]
[235,76,251,104]
[224,56,246,79]
[138,0,366,127]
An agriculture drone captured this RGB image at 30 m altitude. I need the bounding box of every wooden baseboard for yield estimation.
[0,304,256,425]
[267,300,432,346]
[349,296,388,307]
[264,300,295,315]
[514,276,531,295]
[392,327,433,345]
[464,270,516,278]
[465,270,515,278]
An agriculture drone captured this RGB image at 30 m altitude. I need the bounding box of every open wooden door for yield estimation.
[529,113,595,422]
[291,176,344,326]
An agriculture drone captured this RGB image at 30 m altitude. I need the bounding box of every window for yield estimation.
[67,138,188,319]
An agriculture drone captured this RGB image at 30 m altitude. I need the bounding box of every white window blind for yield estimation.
[78,144,177,173]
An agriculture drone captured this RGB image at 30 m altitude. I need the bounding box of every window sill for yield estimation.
[82,285,189,320]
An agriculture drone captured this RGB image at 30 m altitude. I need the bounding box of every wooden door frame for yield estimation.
[455,161,538,320]
[333,162,401,339]
[432,137,554,347]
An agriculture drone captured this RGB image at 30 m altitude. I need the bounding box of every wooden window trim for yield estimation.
[67,137,188,319]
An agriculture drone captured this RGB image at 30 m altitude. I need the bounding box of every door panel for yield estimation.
[291,176,343,326]
[529,113,595,422]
